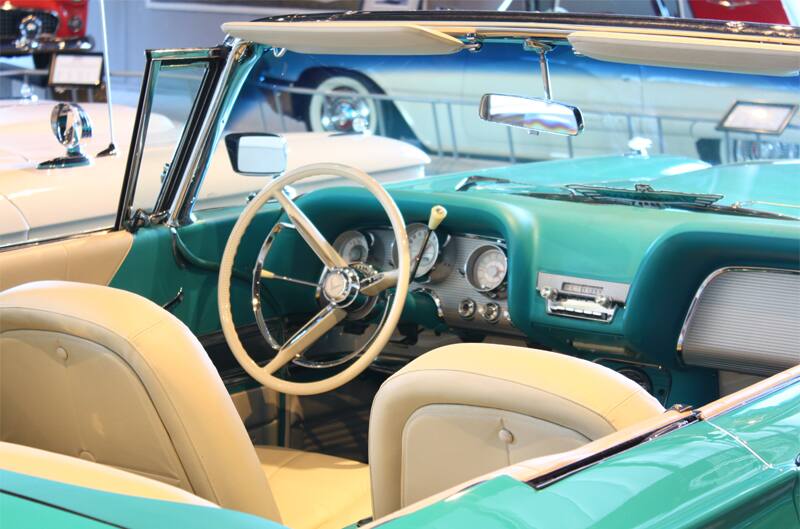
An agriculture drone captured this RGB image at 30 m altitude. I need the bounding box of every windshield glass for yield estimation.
[202,37,800,219]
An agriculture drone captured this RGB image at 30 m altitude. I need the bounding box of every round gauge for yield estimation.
[393,223,439,278]
[466,245,507,292]
[333,230,369,264]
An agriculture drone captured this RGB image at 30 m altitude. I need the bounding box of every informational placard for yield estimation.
[718,101,798,135]
[48,53,104,88]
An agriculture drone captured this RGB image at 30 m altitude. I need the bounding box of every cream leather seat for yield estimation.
[369,343,665,518]
[0,441,216,507]
[0,281,371,529]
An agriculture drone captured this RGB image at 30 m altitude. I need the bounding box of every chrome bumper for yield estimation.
[0,35,94,56]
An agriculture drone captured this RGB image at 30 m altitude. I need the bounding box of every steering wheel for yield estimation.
[218,163,410,396]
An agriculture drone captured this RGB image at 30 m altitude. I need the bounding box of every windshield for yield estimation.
[206,36,800,219]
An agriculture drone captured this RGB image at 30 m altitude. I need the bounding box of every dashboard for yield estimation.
[288,179,799,405]
[332,225,518,334]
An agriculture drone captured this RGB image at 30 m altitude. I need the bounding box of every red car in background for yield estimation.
[0,0,93,66]
[688,0,796,24]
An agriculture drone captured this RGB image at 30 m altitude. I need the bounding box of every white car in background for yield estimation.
[0,99,429,246]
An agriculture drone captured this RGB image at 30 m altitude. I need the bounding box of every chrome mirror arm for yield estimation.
[524,39,554,100]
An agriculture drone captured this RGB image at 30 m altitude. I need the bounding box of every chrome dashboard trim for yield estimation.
[464,243,508,296]
[414,287,445,319]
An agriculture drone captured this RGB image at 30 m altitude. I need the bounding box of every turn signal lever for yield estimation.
[409,205,447,280]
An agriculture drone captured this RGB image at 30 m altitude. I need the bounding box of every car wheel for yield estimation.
[306,75,383,134]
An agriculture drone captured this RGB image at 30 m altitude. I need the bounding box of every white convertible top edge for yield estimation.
[221,21,466,55]
[568,31,800,77]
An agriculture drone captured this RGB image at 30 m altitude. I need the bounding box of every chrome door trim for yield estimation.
[166,39,255,227]
[676,266,800,352]
[0,228,115,255]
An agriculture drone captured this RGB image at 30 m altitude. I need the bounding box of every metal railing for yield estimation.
[263,83,799,165]
[2,65,797,166]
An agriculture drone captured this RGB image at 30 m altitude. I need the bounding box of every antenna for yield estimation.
[96,0,117,157]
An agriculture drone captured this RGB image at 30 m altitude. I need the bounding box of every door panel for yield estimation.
[0,230,132,292]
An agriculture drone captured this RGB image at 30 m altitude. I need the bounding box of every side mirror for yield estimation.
[479,94,584,137]
[225,133,287,177]
[38,102,92,169]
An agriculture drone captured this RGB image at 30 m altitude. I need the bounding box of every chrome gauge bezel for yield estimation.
[391,222,441,279]
[333,229,370,264]
[465,244,508,296]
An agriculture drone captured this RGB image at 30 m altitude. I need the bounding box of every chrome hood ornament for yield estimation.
[38,103,93,170]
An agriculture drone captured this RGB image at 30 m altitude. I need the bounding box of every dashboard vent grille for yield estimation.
[680,268,799,376]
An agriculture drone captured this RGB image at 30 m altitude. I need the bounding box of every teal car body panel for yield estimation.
[0,469,283,529]
[377,379,800,529]
[3,378,797,528]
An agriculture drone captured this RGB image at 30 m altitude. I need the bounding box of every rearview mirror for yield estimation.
[479,94,584,137]
[225,133,287,177]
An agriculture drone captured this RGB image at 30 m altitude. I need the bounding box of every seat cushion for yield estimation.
[255,446,371,529]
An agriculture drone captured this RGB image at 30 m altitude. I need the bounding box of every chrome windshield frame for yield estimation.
[167,39,262,227]
[115,46,229,231]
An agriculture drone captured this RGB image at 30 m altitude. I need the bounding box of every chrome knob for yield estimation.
[595,295,612,308]
[483,302,500,323]
[540,287,558,300]
[458,298,476,320]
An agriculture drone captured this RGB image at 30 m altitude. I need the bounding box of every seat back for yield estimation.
[0,281,280,520]
[0,441,216,507]
[368,343,665,518]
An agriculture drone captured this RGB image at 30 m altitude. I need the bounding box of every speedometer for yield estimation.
[392,223,439,278]
[466,245,507,292]
[333,230,369,264]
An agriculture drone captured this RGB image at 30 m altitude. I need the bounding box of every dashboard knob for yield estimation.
[540,287,558,300]
[458,298,476,319]
[483,302,501,323]
[595,295,612,308]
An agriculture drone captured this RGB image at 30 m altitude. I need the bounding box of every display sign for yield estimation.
[48,53,104,88]
[718,101,798,135]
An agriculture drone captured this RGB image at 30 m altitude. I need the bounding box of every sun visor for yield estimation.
[222,21,466,56]
[568,31,800,76]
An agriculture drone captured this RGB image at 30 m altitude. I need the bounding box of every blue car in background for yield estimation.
[251,39,800,165]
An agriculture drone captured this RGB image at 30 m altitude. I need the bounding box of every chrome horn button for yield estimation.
[320,267,360,307]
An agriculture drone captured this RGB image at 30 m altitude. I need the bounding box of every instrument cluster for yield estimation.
[333,224,517,333]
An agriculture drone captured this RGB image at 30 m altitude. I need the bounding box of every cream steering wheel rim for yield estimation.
[218,162,410,396]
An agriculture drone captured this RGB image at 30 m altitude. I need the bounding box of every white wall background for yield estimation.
[87,0,265,74]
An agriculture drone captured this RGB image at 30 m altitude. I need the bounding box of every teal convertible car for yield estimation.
[0,10,798,529]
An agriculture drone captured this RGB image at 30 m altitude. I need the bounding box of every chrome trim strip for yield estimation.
[251,221,288,350]
[706,421,773,469]
[676,266,800,352]
[116,54,159,228]
[414,287,445,319]
[0,228,113,254]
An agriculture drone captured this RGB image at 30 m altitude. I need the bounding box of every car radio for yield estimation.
[536,272,630,323]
